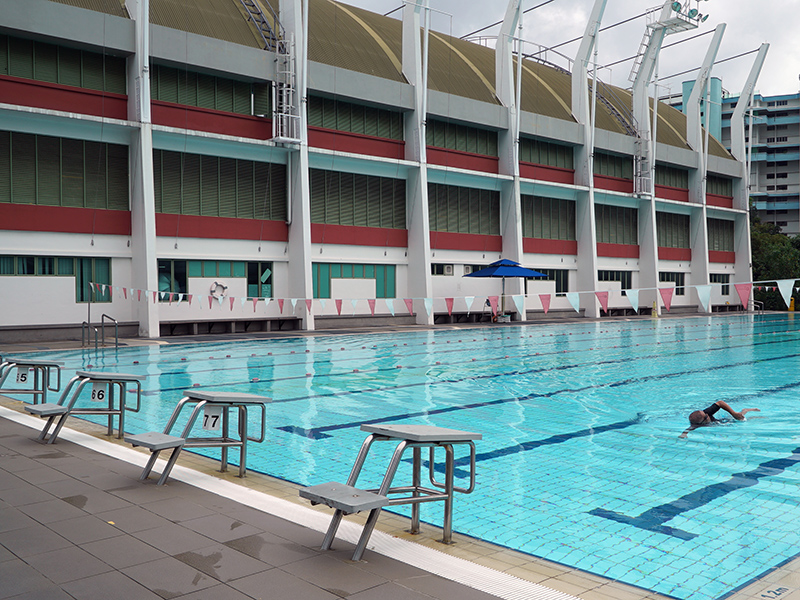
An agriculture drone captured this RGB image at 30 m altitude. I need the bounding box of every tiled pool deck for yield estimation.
[2,321,800,600]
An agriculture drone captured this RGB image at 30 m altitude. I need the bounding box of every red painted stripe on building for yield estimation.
[709,250,736,263]
[597,243,639,258]
[0,75,128,120]
[426,147,499,174]
[0,204,131,235]
[430,231,503,251]
[310,223,407,247]
[523,238,578,255]
[658,247,691,261]
[519,163,575,185]
[655,184,689,202]
[151,101,273,140]
[594,175,634,194]
[155,214,288,241]
[707,194,734,209]
[308,128,405,160]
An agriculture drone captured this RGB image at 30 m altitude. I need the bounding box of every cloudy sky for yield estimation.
[342,0,800,99]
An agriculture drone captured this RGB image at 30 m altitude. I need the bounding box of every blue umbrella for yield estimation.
[464,259,546,314]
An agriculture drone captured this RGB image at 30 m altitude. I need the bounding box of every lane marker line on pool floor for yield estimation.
[0,405,579,600]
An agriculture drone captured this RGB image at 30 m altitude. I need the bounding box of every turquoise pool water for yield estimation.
[11,314,800,600]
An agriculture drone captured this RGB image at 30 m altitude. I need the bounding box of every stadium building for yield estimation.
[0,0,764,339]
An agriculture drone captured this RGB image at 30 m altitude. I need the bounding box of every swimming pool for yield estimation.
[10,314,800,600]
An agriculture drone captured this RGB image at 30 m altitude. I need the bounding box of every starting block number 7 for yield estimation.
[203,405,222,431]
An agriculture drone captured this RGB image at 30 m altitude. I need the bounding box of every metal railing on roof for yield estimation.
[239,0,285,52]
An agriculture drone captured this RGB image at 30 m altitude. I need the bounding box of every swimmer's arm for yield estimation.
[716,400,760,421]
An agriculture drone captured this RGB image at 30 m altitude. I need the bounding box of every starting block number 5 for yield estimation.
[203,405,222,431]
[15,368,30,385]
[91,382,107,402]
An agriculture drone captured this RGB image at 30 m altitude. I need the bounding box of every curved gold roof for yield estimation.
[45,0,732,159]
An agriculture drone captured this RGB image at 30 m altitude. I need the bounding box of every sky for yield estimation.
[341,0,800,99]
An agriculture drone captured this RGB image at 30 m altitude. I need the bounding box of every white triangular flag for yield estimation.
[626,288,640,313]
[387,298,395,316]
[464,296,475,314]
[777,279,796,309]
[512,294,525,318]
[423,297,433,317]
[566,292,580,313]
[695,285,712,312]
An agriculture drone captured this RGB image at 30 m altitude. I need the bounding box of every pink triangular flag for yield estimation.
[229,297,235,310]
[539,294,551,315]
[488,296,499,316]
[335,299,343,315]
[138,289,142,301]
[305,299,313,313]
[595,291,609,314]
[445,298,454,315]
[252,298,259,311]
[404,298,414,314]
[122,287,127,299]
[735,283,753,307]
[108,286,113,300]
[152,291,157,303]
[188,294,193,306]
[659,287,674,312]
[368,299,376,315]
[208,296,214,309]
[169,292,174,304]
[278,299,285,313]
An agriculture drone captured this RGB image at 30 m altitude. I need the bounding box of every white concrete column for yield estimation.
[403,0,433,325]
[571,0,606,318]
[126,0,159,337]
[280,0,314,329]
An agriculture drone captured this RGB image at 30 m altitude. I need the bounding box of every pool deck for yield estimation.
[2,319,798,600]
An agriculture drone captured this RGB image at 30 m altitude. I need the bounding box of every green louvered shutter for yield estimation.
[236,160,254,219]
[182,153,201,215]
[253,83,270,116]
[308,96,323,128]
[0,131,10,202]
[178,70,198,106]
[253,161,270,220]
[197,74,215,110]
[269,163,286,221]
[36,135,61,206]
[33,42,58,83]
[353,173,368,226]
[84,141,107,208]
[81,51,105,92]
[9,37,33,79]
[159,66,179,103]
[104,55,126,94]
[326,171,340,224]
[58,47,81,88]
[61,138,84,207]
[339,172,354,226]
[0,35,8,76]
[310,168,325,223]
[233,81,251,115]
[161,150,182,214]
[216,77,234,113]
[12,133,36,204]
[152,150,162,211]
[200,155,219,216]
[218,157,237,217]
[106,143,128,210]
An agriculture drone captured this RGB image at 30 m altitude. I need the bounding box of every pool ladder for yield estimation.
[82,314,119,350]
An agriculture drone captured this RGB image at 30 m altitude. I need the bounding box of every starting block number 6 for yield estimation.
[203,405,222,431]
[91,382,107,402]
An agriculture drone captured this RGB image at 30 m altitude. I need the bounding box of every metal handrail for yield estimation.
[751,300,765,314]
[82,321,98,350]
[101,314,119,349]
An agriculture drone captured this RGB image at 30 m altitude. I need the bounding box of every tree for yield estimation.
[750,213,800,310]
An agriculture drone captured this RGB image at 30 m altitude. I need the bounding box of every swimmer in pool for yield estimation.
[679,400,760,438]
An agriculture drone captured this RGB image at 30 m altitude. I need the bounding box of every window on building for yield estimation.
[312,263,396,299]
[157,260,187,300]
[593,152,633,180]
[76,258,111,303]
[659,272,685,296]
[598,270,632,295]
[310,169,406,229]
[427,119,498,156]
[308,95,404,140]
[656,212,690,248]
[777,137,788,142]
[530,269,569,296]
[431,264,454,276]
[187,260,246,279]
[655,165,689,189]
[707,175,734,197]
[519,138,574,169]
[428,183,499,235]
[707,218,735,252]
[767,173,776,179]
[777,185,789,190]
[247,262,273,298]
[595,204,638,245]
[710,273,729,296]
[521,195,576,240]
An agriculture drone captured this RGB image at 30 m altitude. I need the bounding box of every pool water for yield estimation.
[13,314,800,600]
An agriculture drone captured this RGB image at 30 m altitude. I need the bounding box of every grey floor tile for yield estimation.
[140,497,215,524]
[174,543,269,583]
[330,548,429,581]
[0,523,71,558]
[0,506,38,533]
[62,570,163,600]
[96,505,172,533]
[48,514,123,544]
[0,471,23,492]
[3,586,76,600]
[230,568,339,600]
[398,574,502,600]
[107,482,188,504]
[18,498,87,524]
[0,483,54,507]
[122,556,217,598]
[348,581,444,600]
[14,466,72,486]
[0,543,14,562]
[224,532,318,567]
[132,522,216,555]
[0,455,40,473]
[245,514,329,549]
[180,514,262,543]
[25,545,114,584]
[82,533,168,569]
[171,584,253,600]
[40,479,132,514]
[0,559,54,598]
[281,553,388,597]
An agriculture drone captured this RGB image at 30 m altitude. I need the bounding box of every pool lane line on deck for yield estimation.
[279,353,800,439]
[0,406,581,600]
[142,331,800,397]
[590,444,800,541]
